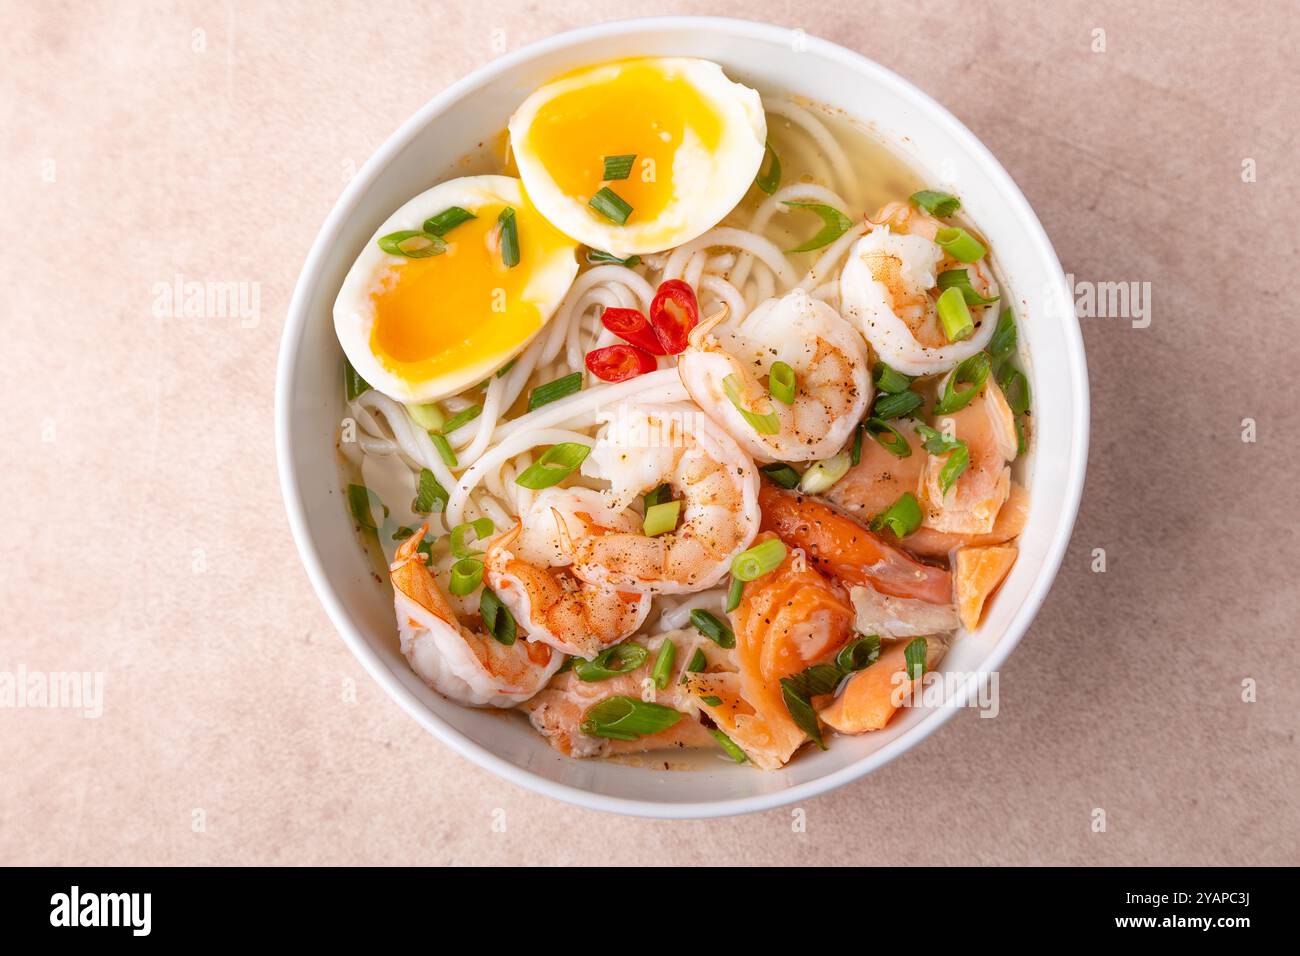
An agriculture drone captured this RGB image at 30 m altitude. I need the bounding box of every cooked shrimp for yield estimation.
[839,201,1000,375]
[485,488,651,659]
[759,482,952,605]
[920,377,1017,534]
[521,630,728,759]
[390,527,563,707]
[684,533,855,769]
[677,290,872,462]
[573,403,760,595]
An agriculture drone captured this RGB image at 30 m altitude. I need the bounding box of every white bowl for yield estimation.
[276,16,1088,818]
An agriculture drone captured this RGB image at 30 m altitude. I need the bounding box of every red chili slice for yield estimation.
[649,279,699,354]
[585,344,658,382]
[600,307,667,355]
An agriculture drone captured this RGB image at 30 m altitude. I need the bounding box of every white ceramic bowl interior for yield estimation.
[276,16,1088,818]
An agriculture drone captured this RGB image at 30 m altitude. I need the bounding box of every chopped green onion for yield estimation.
[450,517,494,559]
[407,402,445,431]
[527,372,583,411]
[643,500,681,537]
[496,207,519,268]
[580,695,682,740]
[442,404,482,435]
[784,200,853,253]
[836,634,881,672]
[514,442,591,490]
[422,206,476,236]
[779,663,844,749]
[872,362,914,394]
[937,286,974,342]
[865,417,912,458]
[344,356,370,401]
[904,637,928,680]
[873,389,923,420]
[998,365,1031,415]
[680,647,708,683]
[589,187,632,225]
[700,695,723,707]
[556,656,574,674]
[448,557,484,596]
[759,461,801,489]
[937,268,999,306]
[768,360,796,405]
[755,139,781,195]
[479,587,516,645]
[988,309,1017,365]
[723,374,780,434]
[938,443,970,495]
[914,420,962,455]
[429,432,457,469]
[346,483,386,530]
[935,226,986,263]
[869,492,923,539]
[709,728,748,763]
[496,359,517,379]
[909,189,961,218]
[798,450,852,494]
[643,483,672,509]
[850,422,864,466]
[726,576,744,612]
[1015,416,1026,456]
[690,609,735,649]
[574,643,649,682]
[377,230,446,259]
[412,468,448,515]
[586,249,641,267]
[731,538,787,582]
[602,153,635,181]
[933,352,991,415]
[393,525,417,541]
[650,639,676,690]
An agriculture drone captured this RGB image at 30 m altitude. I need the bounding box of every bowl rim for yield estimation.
[275,14,1090,819]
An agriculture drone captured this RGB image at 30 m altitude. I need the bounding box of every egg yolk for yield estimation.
[520,59,724,224]
[368,201,572,382]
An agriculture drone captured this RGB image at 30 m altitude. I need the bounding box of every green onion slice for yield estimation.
[914,420,962,455]
[937,286,974,342]
[872,362,914,394]
[448,557,484,597]
[650,640,676,690]
[442,404,482,435]
[411,468,448,516]
[586,249,641,267]
[589,187,633,225]
[344,356,370,401]
[429,432,457,469]
[573,643,650,682]
[836,634,881,672]
[779,663,845,749]
[723,374,780,434]
[784,201,853,253]
[988,309,1017,364]
[850,422,864,466]
[869,492,923,539]
[643,483,672,509]
[731,538,787,582]
[423,206,476,236]
[725,576,744,613]
[864,417,912,458]
[514,442,591,490]
[755,139,781,195]
[450,517,494,559]
[909,189,961,218]
[935,226,986,263]
[937,268,999,306]
[407,402,445,431]
[580,696,682,740]
[347,483,387,530]
[690,609,735,649]
[798,450,852,494]
[904,637,928,680]
[933,352,991,415]
[527,372,582,411]
[998,365,1031,416]
[602,153,636,181]
[378,230,446,259]
[709,728,748,763]
[768,360,797,405]
[700,695,723,707]
[643,500,681,537]
[938,443,970,495]
[479,587,516,645]
[680,647,708,684]
[873,389,923,420]
[496,207,520,268]
[759,461,801,489]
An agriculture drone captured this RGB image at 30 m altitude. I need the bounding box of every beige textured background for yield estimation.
[3,0,1297,865]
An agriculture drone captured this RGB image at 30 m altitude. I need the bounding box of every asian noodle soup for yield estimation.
[334,58,1030,770]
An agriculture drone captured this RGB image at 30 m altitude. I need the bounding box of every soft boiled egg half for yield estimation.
[508,58,767,258]
[334,175,578,403]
